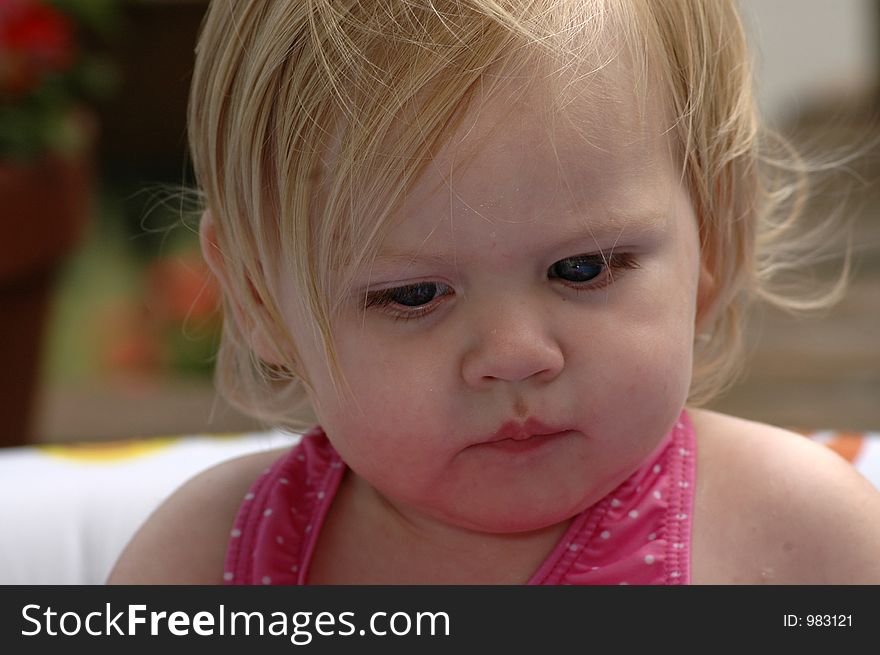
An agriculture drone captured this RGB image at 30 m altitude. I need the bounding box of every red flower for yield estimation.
[0,0,75,96]
[146,254,221,324]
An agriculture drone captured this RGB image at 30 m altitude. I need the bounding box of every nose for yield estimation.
[460,306,565,389]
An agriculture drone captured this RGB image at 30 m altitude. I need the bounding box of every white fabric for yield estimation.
[0,431,299,585]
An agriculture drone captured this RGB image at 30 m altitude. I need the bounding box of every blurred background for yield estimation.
[1,0,878,447]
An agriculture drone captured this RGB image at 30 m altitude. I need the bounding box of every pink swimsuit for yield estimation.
[225,411,697,585]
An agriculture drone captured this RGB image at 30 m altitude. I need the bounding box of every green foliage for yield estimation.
[0,0,121,160]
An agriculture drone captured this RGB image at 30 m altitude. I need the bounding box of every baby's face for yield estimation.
[276,72,703,533]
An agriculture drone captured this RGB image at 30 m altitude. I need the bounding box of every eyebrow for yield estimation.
[372,211,667,266]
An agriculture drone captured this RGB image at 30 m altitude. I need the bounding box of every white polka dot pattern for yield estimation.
[528,410,696,585]
[222,426,345,586]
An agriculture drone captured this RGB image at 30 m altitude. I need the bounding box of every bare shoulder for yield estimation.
[688,408,880,584]
[106,447,289,584]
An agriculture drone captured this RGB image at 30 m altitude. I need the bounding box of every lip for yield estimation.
[483,429,573,454]
[486,417,571,444]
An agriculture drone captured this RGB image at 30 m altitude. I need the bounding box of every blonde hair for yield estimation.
[188,0,845,429]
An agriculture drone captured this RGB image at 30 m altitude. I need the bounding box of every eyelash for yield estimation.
[364,252,640,322]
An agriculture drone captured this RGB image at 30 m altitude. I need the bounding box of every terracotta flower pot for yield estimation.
[0,134,94,447]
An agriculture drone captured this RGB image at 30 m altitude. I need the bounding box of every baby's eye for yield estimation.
[365,282,453,317]
[548,253,638,289]
[549,255,604,282]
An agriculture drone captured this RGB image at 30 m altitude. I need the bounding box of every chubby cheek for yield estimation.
[305,329,453,494]
[568,285,696,458]
[622,302,694,401]
[619,325,692,431]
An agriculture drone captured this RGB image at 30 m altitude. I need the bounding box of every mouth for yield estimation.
[478,417,573,453]
[487,417,569,443]
[483,429,573,454]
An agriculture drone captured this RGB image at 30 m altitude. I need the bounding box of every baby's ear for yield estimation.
[199,210,286,366]
[695,261,718,333]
